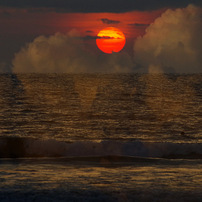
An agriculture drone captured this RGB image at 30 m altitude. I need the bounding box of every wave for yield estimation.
[0,137,201,160]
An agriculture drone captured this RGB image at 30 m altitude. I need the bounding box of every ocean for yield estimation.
[0,73,201,201]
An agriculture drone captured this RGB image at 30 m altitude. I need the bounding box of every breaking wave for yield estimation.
[0,137,201,160]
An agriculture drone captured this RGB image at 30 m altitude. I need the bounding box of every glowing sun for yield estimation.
[96,27,126,54]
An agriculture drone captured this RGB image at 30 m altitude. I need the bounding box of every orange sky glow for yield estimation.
[56,10,165,39]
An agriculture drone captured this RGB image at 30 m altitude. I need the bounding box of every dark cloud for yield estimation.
[101,18,120,24]
[1,0,201,13]
[83,35,122,40]
[0,11,12,18]
[128,23,149,27]
[26,7,56,13]
[0,9,13,19]
[82,35,98,40]
[86,30,93,33]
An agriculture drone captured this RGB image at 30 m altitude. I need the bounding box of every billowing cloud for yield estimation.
[86,30,93,33]
[12,31,133,73]
[134,5,202,73]
[101,18,120,24]
[12,31,95,73]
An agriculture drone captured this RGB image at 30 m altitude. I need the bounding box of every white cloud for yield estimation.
[134,5,202,73]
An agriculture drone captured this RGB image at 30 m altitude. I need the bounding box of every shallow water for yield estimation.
[0,159,202,202]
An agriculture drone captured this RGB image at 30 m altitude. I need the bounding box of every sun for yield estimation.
[96,27,126,54]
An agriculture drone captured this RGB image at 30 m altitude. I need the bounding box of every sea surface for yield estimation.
[0,73,201,201]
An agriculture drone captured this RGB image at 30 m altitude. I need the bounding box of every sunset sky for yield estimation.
[0,0,201,73]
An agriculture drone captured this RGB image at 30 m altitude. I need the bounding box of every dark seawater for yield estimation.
[0,73,201,201]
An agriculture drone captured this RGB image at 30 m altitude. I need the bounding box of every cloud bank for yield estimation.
[134,5,202,73]
[12,32,94,73]
[12,32,133,73]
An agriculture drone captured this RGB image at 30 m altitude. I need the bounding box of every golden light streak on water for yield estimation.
[74,75,101,111]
